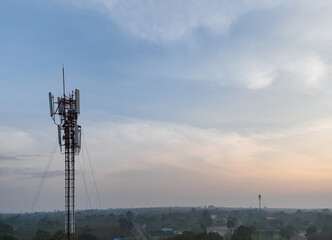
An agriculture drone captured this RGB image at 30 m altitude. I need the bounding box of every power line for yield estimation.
[82,130,103,209]
[30,139,58,213]
[77,154,92,209]
[82,141,88,208]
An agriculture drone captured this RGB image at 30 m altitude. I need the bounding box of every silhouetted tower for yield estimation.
[49,68,81,240]
[258,194,262,223]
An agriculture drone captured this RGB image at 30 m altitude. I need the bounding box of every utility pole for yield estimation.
[49,67,81,240]
[258,194,262,224]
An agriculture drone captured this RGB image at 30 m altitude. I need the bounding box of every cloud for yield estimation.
[0,154,22,161]
[2,119,332,209]
[280,0,332,44]
[0,126,63,183]
[63,0,332,90]
[283,53,328,88]
[83,119,332,193]
[30,118,325,208]
[84,120,264,173]
[0,153,48,162]
[191,50,328,89]
[0,127,35,153]
[68,0,282,42]
[0,167,62,180]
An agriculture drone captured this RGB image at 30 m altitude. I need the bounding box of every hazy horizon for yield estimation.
[2,0,332,213]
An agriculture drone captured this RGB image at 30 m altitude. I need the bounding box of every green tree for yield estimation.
[231,226,253,240]
[190,224,205,234]
[34,229,51,240]
[280,225,296,240]
[0,235,18,240]
[78,233,98,240]
[306,226,317,237]
[252,236,263,240]
[227,216,236,233]
[207,232,223,240]
[195,232,220,240]
[49,230,65,240]
[200,210,212,229]
[171,231,194,240]
[125,211,134,221]
[80,225,93,233]
[38,217,53,230]
[170,231,223,240]
[0,222,13,236]
[263,228,275,239]
[248,225,256,235]
[119,218,133,233]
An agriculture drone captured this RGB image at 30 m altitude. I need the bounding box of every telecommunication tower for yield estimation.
[49,68,81,240]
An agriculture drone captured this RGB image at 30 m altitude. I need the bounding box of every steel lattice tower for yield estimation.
[49,68,81,240]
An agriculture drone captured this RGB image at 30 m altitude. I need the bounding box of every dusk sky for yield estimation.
[2,0,332,213]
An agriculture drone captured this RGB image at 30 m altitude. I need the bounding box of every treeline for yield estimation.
[0,210,132,240]
[2,207,332,239]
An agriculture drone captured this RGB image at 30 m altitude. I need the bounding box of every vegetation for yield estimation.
[231,226,252,240]
[2,207,332,239]
[169,231,223,240]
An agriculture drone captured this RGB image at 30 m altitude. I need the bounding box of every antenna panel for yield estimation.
[49,92,54,116]
[58,98,64,115]
[75,89,80,114]
[74,124,81,146]
[74,124,81,154]
[57,125,62,147]
[74,124,78,145]
[77,129,81,148]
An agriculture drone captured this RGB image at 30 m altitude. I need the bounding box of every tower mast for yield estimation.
[49,69,81,240]
[258,194,262,224]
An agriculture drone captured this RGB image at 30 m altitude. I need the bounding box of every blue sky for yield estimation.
[2,0,332,212]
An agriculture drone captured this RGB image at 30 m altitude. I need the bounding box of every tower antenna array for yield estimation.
[49,69,81,240]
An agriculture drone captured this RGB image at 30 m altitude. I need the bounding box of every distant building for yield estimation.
[266,217,283,228]
[161,228,173,232]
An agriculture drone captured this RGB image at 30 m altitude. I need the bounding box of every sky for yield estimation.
[2,0,332,213]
